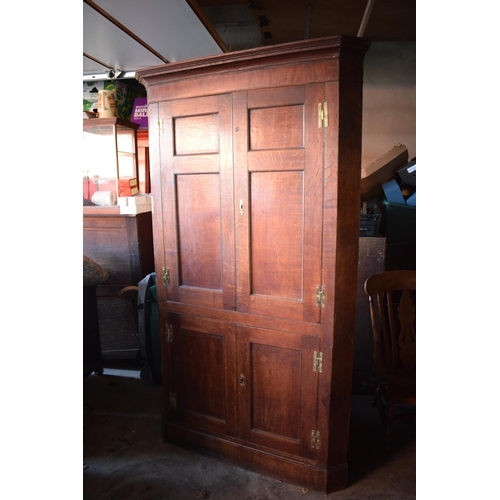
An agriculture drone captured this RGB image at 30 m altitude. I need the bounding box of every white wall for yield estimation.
[362,42,416,168]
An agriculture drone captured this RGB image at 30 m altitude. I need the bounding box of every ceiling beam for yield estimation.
[83,52,113,70]
[186,0,229,52]
[83,0,170,64]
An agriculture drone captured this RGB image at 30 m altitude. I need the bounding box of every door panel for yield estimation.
[159,95,236,310]
[237,325,320,459]
[251,343,301,439]
[177,174,222,290]
[174,113,220,155]
[251,170,304,299]
[169,314,237,436]
[234,85,324,323]
[249,105,304,150]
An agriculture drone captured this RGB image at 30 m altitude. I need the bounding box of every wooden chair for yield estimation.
[364,270,416,443]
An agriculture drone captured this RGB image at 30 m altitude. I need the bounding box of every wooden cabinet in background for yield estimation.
[83,284,103,379]
[137,35,370,493]
[83,212,155,359]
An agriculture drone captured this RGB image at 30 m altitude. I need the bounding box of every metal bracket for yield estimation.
[318,102,329,128]
[169,392,177,409]
[162,267,170,287]
[311,430,321,449]
[313,351,323,373]
[315,285,326,307]
[165,324,173,343]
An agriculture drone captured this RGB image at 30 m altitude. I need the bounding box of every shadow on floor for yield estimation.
[83,368,415,499]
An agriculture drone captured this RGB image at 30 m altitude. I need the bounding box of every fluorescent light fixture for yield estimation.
[83,71,137,81]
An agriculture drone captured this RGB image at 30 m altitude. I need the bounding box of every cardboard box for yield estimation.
[360,144,409,201]
[118,178,139,197]
[119,204,152,215]
[118,195,152,207]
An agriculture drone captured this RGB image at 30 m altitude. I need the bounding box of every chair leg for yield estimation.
[372,385,397,449]
[370,385,380,408]
[372,386,387,428]
[386,402,395,445]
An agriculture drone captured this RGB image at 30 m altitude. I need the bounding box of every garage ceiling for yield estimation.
[83,0,415,81]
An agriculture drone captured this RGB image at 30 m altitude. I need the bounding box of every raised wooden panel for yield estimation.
[249,105,304,150]
[169,314,237,436]
[250,170,303,299]
[247,150,305,172]
[183,329,226,420]
[174,113,219,155]
[176,173,222,290]
[251,343,301,439]
[237,326,320,459]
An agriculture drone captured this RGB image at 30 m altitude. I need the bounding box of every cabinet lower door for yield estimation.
[168,314,238,437]
[236,326,320,460]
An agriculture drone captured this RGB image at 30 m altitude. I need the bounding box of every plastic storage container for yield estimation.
[380,200,416,270]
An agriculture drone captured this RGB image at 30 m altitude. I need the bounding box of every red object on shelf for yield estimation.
[119,178,139,197]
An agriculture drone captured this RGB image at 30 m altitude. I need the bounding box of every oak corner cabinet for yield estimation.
[137,35,371,493]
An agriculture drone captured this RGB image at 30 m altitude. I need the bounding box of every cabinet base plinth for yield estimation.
[162,421,348,494]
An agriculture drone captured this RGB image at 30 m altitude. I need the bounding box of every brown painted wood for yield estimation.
[137,35,370,493]
[168,314,238,437]
[236,326,320,460]
[156,95,236,310]
[234,84,323,323]
[317,73,367,468]
[137,36,369,103]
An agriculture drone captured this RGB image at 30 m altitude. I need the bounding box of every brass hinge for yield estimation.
[315,285,326,307]
[162,266,170,287]
[313,351,323,373]
[165,324,173,342]
[311,430,321,449]
[169,392,177,409]
[318,102,329,128]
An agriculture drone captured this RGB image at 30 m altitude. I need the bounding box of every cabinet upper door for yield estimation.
[158,95,236,310]
[234,85,324,323]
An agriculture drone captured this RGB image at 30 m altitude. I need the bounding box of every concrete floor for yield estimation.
[83,367,415,499]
